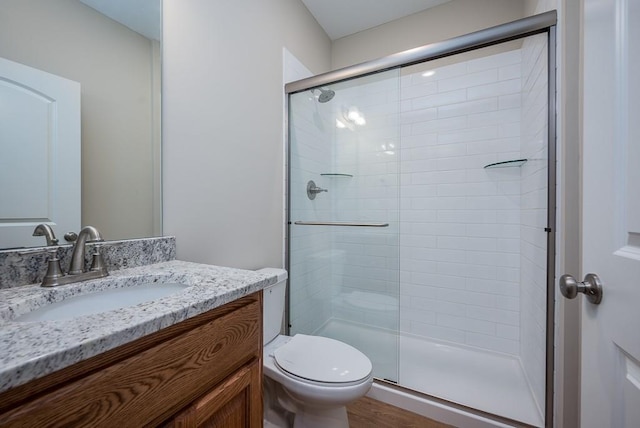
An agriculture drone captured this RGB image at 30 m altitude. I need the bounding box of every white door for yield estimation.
[580,0,640,426]
[0,57,81,249]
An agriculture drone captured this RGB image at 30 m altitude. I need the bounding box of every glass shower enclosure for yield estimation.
[286,12,556,427]
[288,70,401,383]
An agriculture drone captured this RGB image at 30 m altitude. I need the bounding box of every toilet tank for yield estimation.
[256,268,288,345]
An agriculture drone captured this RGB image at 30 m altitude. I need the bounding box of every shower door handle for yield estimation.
[293,221,389,227]
[559,273,603,304]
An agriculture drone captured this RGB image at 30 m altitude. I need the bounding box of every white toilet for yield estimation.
[258,268,373,428]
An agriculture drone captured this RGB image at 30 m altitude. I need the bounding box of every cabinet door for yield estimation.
[169,359,262,428]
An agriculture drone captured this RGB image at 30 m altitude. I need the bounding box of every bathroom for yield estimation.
[1,0,638,427]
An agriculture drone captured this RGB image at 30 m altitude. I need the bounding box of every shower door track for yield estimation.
[285,11,556,94]
[285,10,558,427]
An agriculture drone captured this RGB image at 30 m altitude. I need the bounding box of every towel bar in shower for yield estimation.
[293,221,389,227]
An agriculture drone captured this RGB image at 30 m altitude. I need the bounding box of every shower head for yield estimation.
[312,87,335,103]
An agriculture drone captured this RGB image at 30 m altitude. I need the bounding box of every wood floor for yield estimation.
[347,396,454,428]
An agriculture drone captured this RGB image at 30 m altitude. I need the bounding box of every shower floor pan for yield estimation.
[316,318,543,427]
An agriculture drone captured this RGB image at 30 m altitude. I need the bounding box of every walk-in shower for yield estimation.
[286,11,556,427]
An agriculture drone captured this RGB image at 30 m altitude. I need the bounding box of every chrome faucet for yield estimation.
[68,226,105,274]
[39,226,109,287]
[32,224,59,246]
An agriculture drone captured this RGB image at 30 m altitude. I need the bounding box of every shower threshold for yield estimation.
[315,318,543,427]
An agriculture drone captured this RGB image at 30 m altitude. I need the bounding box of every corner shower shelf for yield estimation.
[483,159,528,169]
[320,173,353,177]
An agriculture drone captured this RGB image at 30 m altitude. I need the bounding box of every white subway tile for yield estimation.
[466,306,519,326]
[467,79,522,100]
[495,295,520,311]
[437,98,499,119]
[411,116,468,134]
[438,69,497,93]
[499,93,522,110]
[412,89,467,110]
[402,308,437,324]
[411,62,467,84]
[410,296,467,317]
[400,107,438,124]
[467,49,521,72]
[401,81,438,99]
[499,122,521,138]
[499,63,522,80]
[467,108,521,128]
[438,313,495,336]
[438,126,499,145]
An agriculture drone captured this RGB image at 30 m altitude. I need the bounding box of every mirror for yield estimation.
[0,0,161,249]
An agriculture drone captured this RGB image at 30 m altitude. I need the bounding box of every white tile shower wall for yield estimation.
[398,50,523,355]
[519,33,549,412]
[288,90,335,335]
[329,73,401,331]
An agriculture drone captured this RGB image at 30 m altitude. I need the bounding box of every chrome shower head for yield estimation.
[313,87,335,103]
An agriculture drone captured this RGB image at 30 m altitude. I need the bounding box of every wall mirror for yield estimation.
[0,0,162,249]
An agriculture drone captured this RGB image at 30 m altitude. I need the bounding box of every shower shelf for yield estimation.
[320,173,353,177]
[483,159,528,169]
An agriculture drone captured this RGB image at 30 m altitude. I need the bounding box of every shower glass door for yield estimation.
[287,70,401,382]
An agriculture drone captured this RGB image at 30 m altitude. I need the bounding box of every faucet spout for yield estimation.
[68,226,104,275]
[32,224,59,246]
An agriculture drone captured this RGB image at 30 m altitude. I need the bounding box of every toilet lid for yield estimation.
[273,334,372,383]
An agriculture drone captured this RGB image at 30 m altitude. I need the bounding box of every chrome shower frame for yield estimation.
[285,11,558,427]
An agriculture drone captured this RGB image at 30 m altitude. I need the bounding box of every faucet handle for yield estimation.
[89,244,108,275]
[41,248,66,287]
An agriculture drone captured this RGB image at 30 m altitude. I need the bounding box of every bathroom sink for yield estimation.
[14,282,190,322]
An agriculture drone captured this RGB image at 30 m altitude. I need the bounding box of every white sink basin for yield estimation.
[14,283,190,322]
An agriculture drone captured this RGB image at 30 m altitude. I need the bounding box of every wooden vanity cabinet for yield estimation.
[166,359,262,427]
[0,292,263,428]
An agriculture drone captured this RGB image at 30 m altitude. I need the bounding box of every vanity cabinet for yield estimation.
[167,359,262,427]
[0,293,263,427]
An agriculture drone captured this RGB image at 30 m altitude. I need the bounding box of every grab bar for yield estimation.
[293,221,389,227]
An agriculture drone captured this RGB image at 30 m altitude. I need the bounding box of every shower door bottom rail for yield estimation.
[293,221,389,227]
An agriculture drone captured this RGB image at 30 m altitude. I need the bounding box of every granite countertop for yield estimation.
[0,260,276,394]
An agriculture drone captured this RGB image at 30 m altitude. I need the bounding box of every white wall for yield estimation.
[331,0,526,69]
[162,0,331,269]
[0,0,159,240]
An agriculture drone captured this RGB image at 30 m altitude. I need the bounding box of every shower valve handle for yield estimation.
[306,180,327,200]
[559,273,603,304]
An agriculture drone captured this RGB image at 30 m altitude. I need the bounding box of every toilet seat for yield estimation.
[273,334,372,384]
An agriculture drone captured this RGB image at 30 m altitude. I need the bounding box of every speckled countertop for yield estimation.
[0,260,276,394]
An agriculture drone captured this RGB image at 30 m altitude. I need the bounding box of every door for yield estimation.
[581,0,640,426]
[0,57,80,249]
[167,360,262,428]
[287,71,401,383]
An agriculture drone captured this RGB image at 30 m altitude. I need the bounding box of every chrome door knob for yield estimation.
[559,273,603,304]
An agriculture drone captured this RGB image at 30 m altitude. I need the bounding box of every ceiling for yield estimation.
[301,0,452,40]
[78,0,450,43]
[79,0,161,41]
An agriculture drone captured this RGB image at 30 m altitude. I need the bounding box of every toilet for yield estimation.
[258,268,373,428]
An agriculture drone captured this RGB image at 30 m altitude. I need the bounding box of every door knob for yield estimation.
[559,273,603,304]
